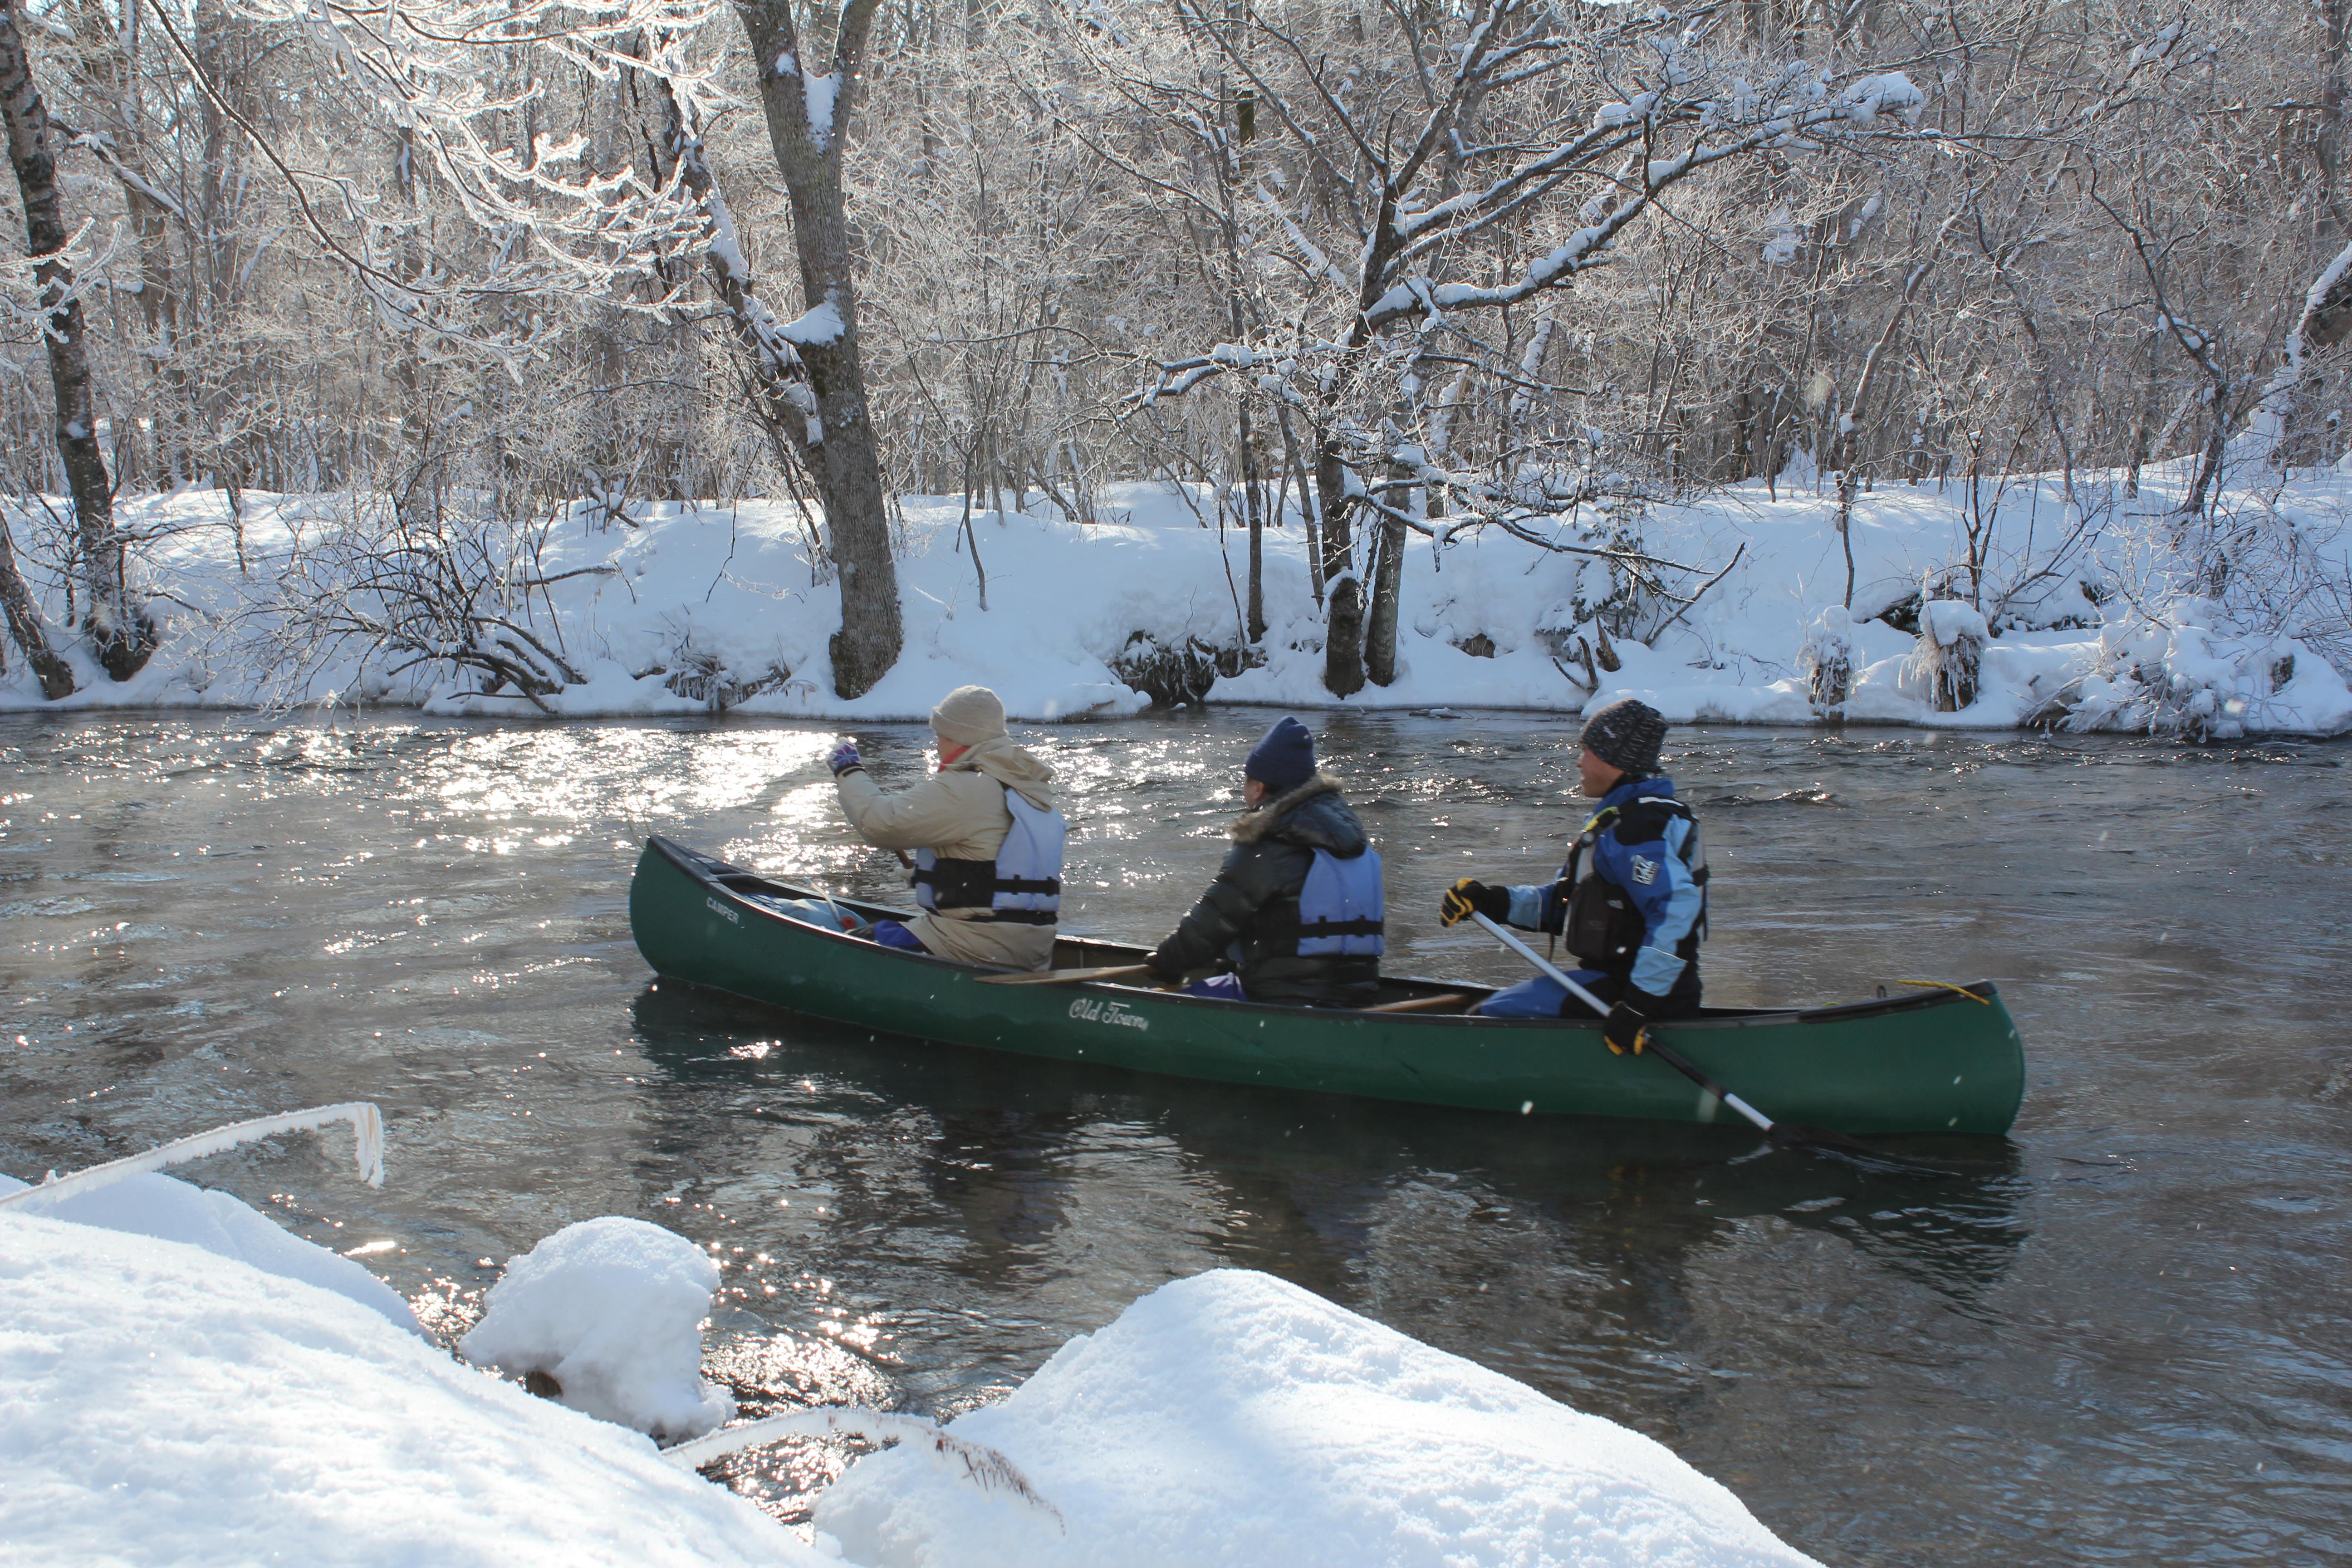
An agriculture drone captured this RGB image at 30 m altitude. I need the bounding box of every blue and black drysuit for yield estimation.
[1476,774,1708,1019]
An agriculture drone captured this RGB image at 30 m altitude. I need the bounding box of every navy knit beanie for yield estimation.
[1244,716,1317,789]
[1580,698,1668,780]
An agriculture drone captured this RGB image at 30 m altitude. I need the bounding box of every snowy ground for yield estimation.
[0,1173,817,1568]
[3,458,2347,735]
[0,1165,1821,1568]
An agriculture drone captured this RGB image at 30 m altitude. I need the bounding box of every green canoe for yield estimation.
[628,836,2026,1136]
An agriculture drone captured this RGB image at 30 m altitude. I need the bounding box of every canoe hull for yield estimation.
[628,837,2025,1136]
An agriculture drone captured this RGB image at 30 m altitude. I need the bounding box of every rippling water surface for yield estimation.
[3,710,2346,1564]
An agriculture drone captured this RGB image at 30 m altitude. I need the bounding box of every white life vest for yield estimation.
[912,787,1064,925]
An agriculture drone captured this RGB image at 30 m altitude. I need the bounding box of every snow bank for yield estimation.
[0,1168,419,1336]
[4,461,2345,736]
[814,1269,1818,1568]
[1,1196,1818,1568]
[0,1211,817,1568]
[461,1215,735,1441]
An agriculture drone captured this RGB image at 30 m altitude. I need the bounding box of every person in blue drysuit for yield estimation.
[1439,698,1706,1052]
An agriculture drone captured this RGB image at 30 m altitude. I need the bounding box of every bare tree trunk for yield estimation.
[1,0,155,681]
[1313,436,1364,695]
[1239,402,1264,645]
[0,508,72,698]
[1275,406,1323,611]
[64,0,191,482]
[2323,0,2349,233]
[2124,329,2161,500]
[1364,458,1411,686]
[739,0,903,698]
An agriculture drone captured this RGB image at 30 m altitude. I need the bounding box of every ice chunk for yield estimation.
[460,1216,734,1441]
[816,1268,1819,1568]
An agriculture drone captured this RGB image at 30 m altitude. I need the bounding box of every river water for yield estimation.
[2,710,2346,1564]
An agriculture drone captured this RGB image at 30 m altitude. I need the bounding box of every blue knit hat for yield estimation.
[1244,716,1317,789]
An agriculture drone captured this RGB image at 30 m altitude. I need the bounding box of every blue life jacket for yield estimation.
[1293,846,1385,957]
[913,788,1065,926]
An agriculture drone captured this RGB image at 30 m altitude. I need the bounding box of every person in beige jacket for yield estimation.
[826,686,1064,971]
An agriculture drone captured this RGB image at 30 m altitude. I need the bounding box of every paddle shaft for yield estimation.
[977,962,1156,987]
[1470,913,1777,1136]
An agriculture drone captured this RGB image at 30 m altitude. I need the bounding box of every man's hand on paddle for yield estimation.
[1439,878,1509,928]
[1603,993,1653,1055]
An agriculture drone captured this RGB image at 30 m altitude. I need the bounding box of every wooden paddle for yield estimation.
[1362,993,1473,1014]
[976,963,1157,987]
[1468,913,1899,1163]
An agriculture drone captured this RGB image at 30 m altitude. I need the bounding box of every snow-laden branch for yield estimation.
[2249,236,2352,455]
[133,0,732,368]
[663,1407,1062,1526]
[1365,73,1930,333]
[0,1103,385,1214]
[0,217,121,341]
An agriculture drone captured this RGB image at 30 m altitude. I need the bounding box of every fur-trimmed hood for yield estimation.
[1229,771,1367,855]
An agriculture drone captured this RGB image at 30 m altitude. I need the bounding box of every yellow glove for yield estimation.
[1440,878,1509,928]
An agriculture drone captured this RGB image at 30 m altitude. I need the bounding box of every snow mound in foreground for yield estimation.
[816,1267,1818,1568]
[460,1215,735,1441]
[0,1168,419,1335]
[0,1213,813,1568]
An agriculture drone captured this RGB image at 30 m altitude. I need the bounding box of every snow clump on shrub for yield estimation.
[1906,598,1988,711]
[1799,606,1857,714]
[2054,606,2318,739]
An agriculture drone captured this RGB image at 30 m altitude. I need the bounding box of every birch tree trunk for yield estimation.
[738,0,903,699]
[1,0,156,681]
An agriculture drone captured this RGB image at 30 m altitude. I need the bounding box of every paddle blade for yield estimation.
[1767,1121,1943,1175]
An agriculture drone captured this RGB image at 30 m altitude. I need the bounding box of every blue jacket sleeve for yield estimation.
[1503,879,1565,933]
[1594,816,1702,997]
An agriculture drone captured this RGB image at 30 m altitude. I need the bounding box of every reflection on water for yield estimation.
[2,710,2346,1565]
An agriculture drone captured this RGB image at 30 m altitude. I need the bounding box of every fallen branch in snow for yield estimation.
[663,1407,1061,1527]
[1645,543,1748,642]
[0,1103,385,1214]
[1550,641,1598,693]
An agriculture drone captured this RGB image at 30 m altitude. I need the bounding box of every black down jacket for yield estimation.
[1145,773,1381,1006]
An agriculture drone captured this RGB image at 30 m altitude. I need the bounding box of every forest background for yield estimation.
[2,0,2349,733]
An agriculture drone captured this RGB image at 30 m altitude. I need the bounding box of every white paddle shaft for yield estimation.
[1470,912,1611,1012]
[1470,912,1777,1134]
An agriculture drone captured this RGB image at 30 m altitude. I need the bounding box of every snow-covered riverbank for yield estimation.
[5,463,2348,735]
[0,1166,1818,1567]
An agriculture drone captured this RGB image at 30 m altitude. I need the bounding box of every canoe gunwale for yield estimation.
[647,835,2002,1033]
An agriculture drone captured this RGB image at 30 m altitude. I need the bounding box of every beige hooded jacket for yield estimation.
[834,732,1059,970]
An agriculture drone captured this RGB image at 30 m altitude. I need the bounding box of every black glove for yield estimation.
[1145,947,1187,982]
[1602,992,1657,1056]
[1439,878,1511,927]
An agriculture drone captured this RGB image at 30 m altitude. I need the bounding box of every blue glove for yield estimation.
[828,740,863,776]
